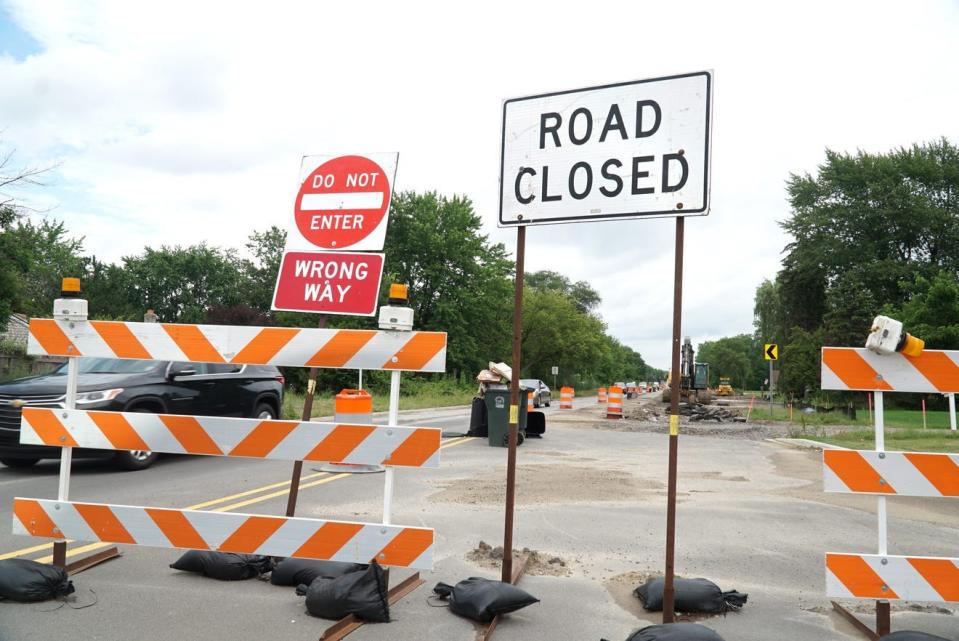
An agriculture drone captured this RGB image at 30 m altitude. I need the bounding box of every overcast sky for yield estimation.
[1,1,957,369]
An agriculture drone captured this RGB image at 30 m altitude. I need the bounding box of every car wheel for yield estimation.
[545,396,551,407]
[114,407,159,471]
[253,402,277,420]
[533,397,540,408]
[1,457,39,468]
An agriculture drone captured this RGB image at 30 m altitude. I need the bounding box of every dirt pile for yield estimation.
[467,541,570,576]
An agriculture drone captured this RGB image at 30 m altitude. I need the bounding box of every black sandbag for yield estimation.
[625,623,726,641]
[270,558,366,586]
[0,559,75,602]
[634,577,747,614]
[432,577,539,623]
[297,562,389,622]
[880,633,953,641]
[526,411,546,436]
[169,551,273,581]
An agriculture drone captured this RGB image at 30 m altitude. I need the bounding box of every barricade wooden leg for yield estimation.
[477,552,530,641]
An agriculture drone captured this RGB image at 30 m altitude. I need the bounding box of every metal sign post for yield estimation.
[286,315,326,517]
[501,225,526,582]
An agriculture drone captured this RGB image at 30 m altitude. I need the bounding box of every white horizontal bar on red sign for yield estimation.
[27,319,446,372]
[13,498,433,570]
[300,192,385,210]
[20,408,441,468]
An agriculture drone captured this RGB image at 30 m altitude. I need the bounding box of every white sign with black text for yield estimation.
[499,71,712,226]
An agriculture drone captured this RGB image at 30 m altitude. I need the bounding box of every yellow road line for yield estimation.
[9,436,477,562]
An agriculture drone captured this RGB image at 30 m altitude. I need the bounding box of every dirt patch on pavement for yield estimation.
[466,541,571,576]
[431,464,663,506]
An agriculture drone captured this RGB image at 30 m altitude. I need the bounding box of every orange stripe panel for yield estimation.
[229,327,299,364]
[904,351,959,393]
[90,321,151,360]
[822,348,892,391]
[383,333,446,370]
[217,516,285,553]
[22,408,78,447]
[29,319,79,357]
[907,558,959,601]
[145,508,209,549]
[159,415,223,455]
[824,450,895,494]
[13,499,63,539]
[162,324,224,363]
[306,330,377,367]
[903,453,959,497]
[88,412,151,451]
[74,504,137,544]
[376,528,432,567]
[304,425,376,462]
[335,396,373,414]
[229,420,299,458]
[383,430,440,467]
[827,554,899,599]
[293,522,364,560]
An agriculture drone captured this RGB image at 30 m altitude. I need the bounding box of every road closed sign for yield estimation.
[499,71,712,226]
[289,153,398,251]
[272,251,385,316]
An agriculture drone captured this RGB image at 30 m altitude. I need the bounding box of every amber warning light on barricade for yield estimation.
[865,315,924,357]
[388,283,408,305]
[60,277,81,296]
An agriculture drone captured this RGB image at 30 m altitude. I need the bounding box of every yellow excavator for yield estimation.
[716,376,734,396]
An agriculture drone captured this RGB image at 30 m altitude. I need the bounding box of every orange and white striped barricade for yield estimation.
[820,347,959,632]
[18,316,447,579]
[597,387,607,403]
[559,386,574,409]
[606,386,623,419]
[323,389,383,474]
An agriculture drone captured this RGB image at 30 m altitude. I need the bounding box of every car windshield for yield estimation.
[520,379,539,387]
[53,357,164,375]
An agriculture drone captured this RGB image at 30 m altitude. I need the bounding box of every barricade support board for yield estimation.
[13,498,434,570]
[822,347,959,393]
[823,449,959,498]
[27,319,446,372]
[826,553,959,602]
[20,408,441,468]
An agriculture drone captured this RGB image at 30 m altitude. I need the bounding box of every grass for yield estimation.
[281,387,475,420]
[749,405,956,430]
[805,429,959,453]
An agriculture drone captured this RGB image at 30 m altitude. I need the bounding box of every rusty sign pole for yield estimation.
[663,216,685,622]
[285,314,327,517]
[501,225,526,582]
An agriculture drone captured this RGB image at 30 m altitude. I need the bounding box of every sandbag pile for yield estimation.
[634,577,747,614]
[620,623,727,641]
[0,559,75,602]
[169,551,274,581]
[270,558,366,587]
[296,562,389,622]
[432,577,539,623]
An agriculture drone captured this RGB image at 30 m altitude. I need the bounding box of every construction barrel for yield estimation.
[597,387,607,403]
[560,386,574,409]
[607,385,623,419]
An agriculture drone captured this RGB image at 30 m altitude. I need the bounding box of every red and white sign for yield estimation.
[290,153,398,251]
[272,250,384,316]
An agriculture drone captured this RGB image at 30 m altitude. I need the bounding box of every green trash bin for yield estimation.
[485,385,529,447]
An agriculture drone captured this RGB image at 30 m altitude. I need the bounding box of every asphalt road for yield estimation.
[1,394,957,641]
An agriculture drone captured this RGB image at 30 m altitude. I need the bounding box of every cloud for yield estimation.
[1,0,957,368]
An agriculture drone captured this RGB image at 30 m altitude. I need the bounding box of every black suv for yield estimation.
[0,357,284,471]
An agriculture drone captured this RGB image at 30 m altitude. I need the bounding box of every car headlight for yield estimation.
[75,389,125,405]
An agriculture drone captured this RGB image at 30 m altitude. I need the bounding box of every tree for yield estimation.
[240,226,286,312]
[697,334,764,390]
[3,219,85,317]
[778,327,824,399]
[520,288,608,384]
[753,279,784,345]
[892,272,959,349]
[526,270,601,314]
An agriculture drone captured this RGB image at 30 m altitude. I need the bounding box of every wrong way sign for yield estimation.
[289,153,398,251]
[272,250,385,316]
[499,71,712,226]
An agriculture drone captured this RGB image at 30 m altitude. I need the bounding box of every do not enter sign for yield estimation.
[291,153,398,251]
